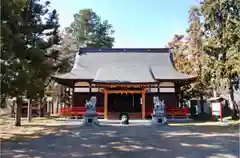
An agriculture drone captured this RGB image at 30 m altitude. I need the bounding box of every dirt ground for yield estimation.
[1,118,239,158]
[0,116,62,140]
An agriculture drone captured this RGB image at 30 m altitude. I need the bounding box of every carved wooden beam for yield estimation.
[93,83,158,88]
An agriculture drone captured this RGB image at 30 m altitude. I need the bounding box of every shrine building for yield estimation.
[52,48,197,119]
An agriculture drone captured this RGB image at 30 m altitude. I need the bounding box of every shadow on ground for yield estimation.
[0,124,68,141]
[2,123,240,158]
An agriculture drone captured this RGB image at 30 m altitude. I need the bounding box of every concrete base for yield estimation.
[55,118,192,127]
[152,116,168,125]
[82,116,99,126]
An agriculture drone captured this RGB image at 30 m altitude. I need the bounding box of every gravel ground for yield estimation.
[1,121,239,158]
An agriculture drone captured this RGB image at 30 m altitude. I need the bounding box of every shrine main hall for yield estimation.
[52,48,196,119]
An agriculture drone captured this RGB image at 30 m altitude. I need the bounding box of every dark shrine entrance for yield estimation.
[103,88,146,119]
[108,93,141,113]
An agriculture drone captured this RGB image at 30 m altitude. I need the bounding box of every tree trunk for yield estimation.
[39,98,44,117]
[38,100,41,117]
[11,99,16,117]
[15,97,22,126]
[56,96,60,114]
[200,95,204,113]
[27,98,32,122]
[229,86,238,120]
[0,94,6,108]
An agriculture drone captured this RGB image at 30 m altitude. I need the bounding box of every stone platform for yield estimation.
[56,118,192,126]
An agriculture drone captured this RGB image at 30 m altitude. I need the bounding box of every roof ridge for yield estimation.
[79,48,170,54]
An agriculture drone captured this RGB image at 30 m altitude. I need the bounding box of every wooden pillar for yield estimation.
[52,99,54,114]
[220,101,223,122]
[27,99,32,122]
[89,82,92,99]
[38,100,41,117]
[141,89,146,119]
[89,82,92,93]
[175,83,181,107]
[104,89,108,119]
[46,101,49,114]
[72,82,75,108]
[63,86,67,108]
[60,85,63,110]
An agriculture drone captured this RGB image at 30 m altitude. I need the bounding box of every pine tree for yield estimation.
[1,0,61,126]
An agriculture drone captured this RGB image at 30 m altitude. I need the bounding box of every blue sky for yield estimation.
[48,0,198,48]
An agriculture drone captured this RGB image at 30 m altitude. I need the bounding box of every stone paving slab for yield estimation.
[1,122,239,158]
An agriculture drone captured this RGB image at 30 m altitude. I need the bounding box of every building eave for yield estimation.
[51,73,92,87]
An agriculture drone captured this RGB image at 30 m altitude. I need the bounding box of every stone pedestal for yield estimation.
[151,97,168,125]
[82,96,99,126]
[120,113,129,125]
[152,114,167,124]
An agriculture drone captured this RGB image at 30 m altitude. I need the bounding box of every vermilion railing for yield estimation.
[60,105,189,117]
[60,106,104,116]
[165,106,189,116]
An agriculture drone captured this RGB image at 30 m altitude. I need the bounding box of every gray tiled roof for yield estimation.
[93,65,156,83]
[54,50,196,83]
[150,65,196,80]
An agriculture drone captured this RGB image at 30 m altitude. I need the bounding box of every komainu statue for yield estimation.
[83,96,99,126]
[152,96,168,125]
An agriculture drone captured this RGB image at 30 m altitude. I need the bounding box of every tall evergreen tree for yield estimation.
[187,6,207,113]
[66,9,115,48]
[1,0,61,126]
[201,0,240,119]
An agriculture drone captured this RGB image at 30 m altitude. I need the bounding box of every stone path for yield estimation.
[1,122,239,158]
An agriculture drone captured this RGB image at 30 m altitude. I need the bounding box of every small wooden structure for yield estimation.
[208,97,224,121]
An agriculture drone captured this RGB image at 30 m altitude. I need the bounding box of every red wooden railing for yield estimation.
[60,106,104,116]
[60,105,189,118]
[165,106,189,117]
[145,106,189,117]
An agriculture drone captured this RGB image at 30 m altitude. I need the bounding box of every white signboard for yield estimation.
[212,102,221,116]
[212,102,221,111]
